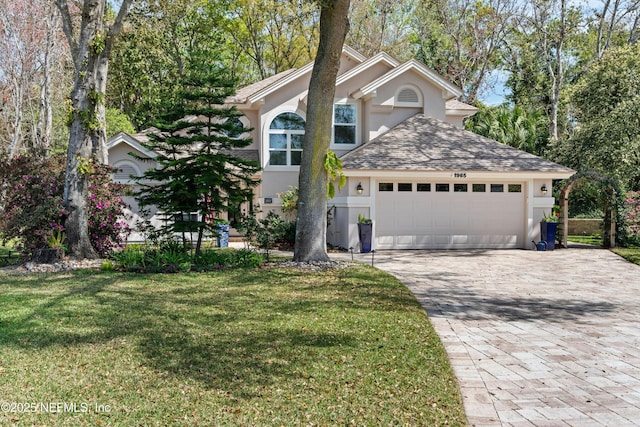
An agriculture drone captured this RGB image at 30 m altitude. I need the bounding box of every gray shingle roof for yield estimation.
[445,99,478,111]
[340,114,575,173]
[226,68,297,104]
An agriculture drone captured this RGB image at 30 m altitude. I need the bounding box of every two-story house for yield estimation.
[107,46,574,250]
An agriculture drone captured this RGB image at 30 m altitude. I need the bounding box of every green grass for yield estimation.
[612,246,640,266]
[567,234,603,246]
[0,245,21,266]
[0,265,465,426]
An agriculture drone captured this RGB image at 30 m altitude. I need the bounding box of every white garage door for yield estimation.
[375,181,525,249]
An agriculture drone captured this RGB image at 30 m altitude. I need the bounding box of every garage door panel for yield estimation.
[375,181,524,249]
[376,235,394,249]
[396,235,414,246]
[415,235,433,246]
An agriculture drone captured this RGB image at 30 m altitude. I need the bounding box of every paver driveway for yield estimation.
[342,247,640,426]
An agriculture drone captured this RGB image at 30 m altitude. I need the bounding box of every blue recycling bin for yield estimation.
[216,224,230,248]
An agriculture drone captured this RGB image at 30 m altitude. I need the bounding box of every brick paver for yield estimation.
[337,247,640,426]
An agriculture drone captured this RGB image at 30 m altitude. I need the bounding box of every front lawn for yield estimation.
[0,264,465,426]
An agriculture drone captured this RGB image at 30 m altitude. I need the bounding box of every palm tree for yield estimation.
[466,104,548,155]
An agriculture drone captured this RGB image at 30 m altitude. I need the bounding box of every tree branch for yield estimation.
[105,0,134,52]
[53,0,79,58]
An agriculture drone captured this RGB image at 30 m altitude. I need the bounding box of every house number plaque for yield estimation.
[452,172,467,178]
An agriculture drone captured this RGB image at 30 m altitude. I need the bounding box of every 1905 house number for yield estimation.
[453,172,467,178]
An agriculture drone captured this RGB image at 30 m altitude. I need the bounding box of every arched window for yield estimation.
[268,112,305,166]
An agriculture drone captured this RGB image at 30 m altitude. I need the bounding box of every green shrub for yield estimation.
[158,248,191,273]
[228,248,263,268]
[112,245,146,271]
[276,219,296,248]
[193,248,232,271]
[113,245,262,273]
[237,210,295,259]
[0,152,129,257]
[101,260,115,271]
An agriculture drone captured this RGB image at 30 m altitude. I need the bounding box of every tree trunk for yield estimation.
[37,5,58,154]
[7,76,24,158]
[55,0,133,259]
[293,0,350,262]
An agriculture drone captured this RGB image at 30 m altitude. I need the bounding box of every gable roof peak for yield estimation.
[228,45,369,106]
[352,58,463,101]
[341,45,368,63]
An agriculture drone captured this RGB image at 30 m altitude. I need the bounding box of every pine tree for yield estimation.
[133,51,260,254]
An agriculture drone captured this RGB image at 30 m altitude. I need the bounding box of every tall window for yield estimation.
[334,104,356,145]
[269,112,305,166]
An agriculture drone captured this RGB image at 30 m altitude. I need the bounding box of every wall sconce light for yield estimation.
[541,184,547,195]
[356,182,363,195]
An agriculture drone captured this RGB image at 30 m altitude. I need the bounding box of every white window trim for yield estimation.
[394,84,423,108]
[268,128,304,167]
[262,108,306,170]
[331,100,360,148]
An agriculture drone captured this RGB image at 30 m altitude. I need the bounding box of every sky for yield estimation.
[478,70,511,106]
[477,0,609,106]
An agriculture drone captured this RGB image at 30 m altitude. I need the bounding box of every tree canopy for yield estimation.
[553,44,640,189]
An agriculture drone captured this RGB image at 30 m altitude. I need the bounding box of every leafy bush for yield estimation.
[112,245,262,272]
[0,152,129,257]
[237,210,296,259]
[277,186,298,219]
[0,153,66,254]
[277,219,297,248]
[87,165,131,256]
[624,191,640,245]
[112,245,146,271]
[228,248,263,268]
[192,248,233,271]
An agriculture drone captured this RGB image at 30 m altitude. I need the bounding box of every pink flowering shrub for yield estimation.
[87,165,131,256]
[625,191,640,241]
[0,153,129,257]
[0,154,66,254]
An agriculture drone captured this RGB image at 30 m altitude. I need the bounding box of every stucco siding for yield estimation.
[260,170,300,200]
[335,62,394,99]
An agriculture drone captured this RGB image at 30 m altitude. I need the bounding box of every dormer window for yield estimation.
[395,85,422,107]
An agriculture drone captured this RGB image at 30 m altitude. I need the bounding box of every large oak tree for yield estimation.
[293,0,350,262]
[54,0,134,259]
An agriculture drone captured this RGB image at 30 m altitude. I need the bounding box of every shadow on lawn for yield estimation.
[1,269,364,398]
